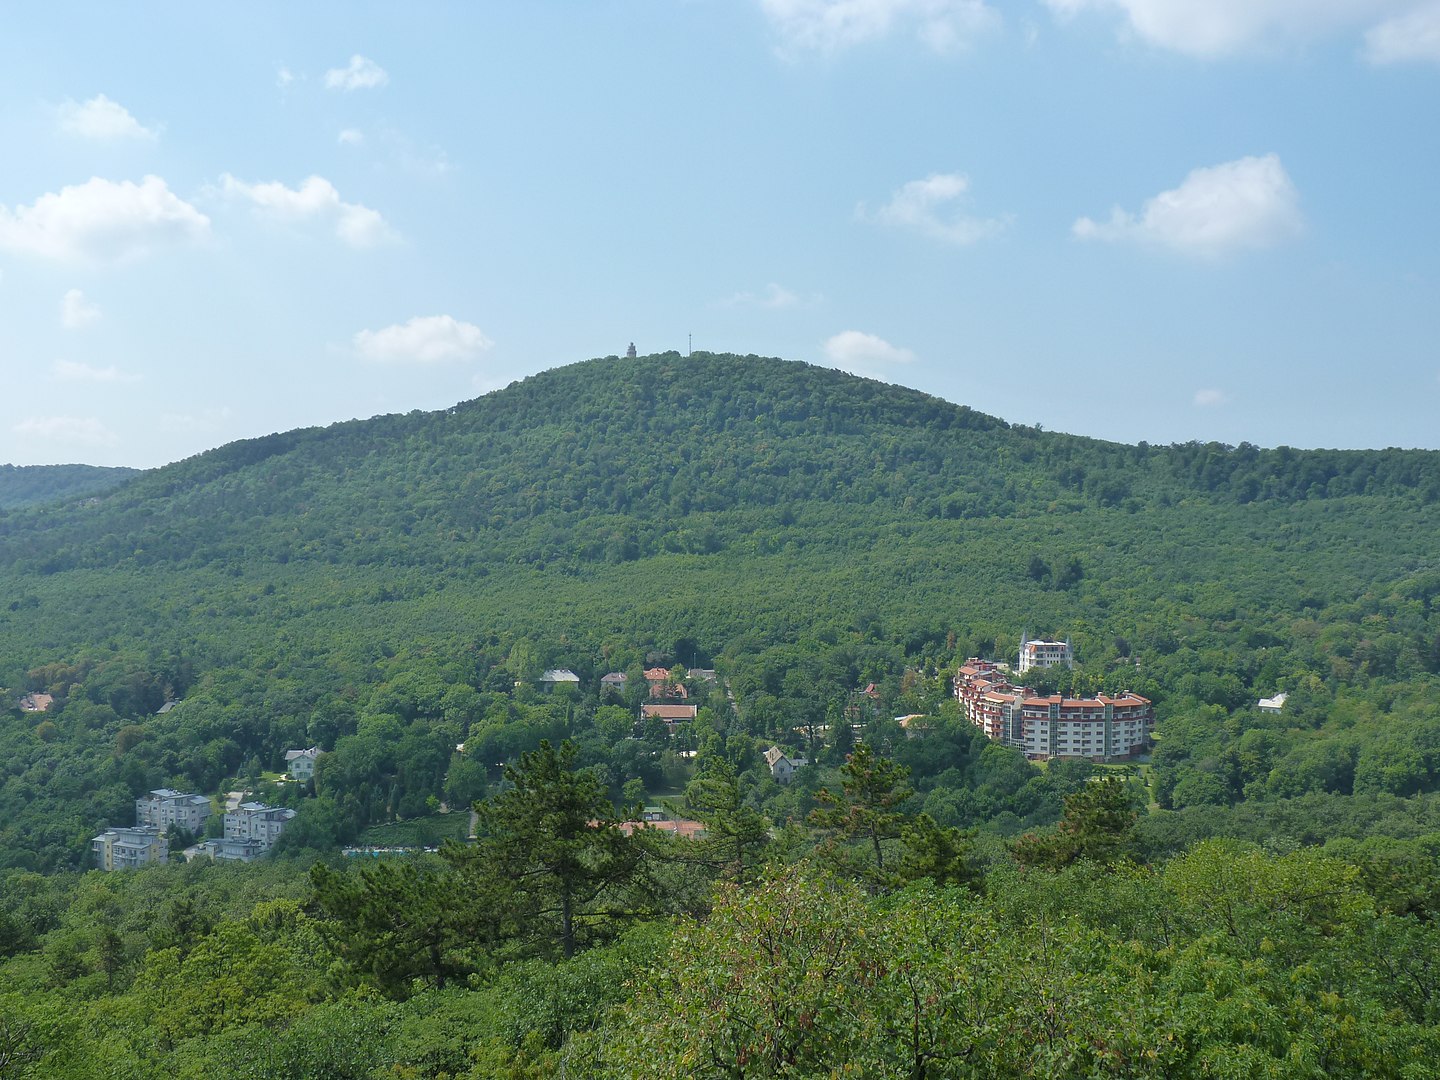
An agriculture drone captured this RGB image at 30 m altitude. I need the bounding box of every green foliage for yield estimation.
[472,740,642,959]
[310,855,500,997]
[675,756,771,881]
[0,463,138,510]
[1012,776,1139,869]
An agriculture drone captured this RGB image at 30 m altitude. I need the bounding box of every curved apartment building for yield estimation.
[955,658,1153,761]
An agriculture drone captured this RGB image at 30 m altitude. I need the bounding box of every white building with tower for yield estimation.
[1018,635,1074,674]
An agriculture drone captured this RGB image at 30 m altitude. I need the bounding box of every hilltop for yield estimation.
[1,352,1435,575]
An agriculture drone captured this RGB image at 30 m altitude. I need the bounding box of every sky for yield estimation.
[1,1,1438,468]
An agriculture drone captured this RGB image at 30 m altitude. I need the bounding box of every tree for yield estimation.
[676,756,771,881]
[310,856,499,997]
[896,813,984,893]
[474,740,641,959]
[1012,776,1137,869]
[809,742,914,890]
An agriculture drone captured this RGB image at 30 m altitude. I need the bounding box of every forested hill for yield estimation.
[0,351,1435,574]
[0,463,140,510]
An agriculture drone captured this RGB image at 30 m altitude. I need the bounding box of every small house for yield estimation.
[284,746,322,781]
[763,746,808,785]
[540,668,581,689]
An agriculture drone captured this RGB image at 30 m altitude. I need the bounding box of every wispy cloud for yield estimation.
[13,415,118,447]
[53,359,139,383]
[1044,0,1435,61]
[1074,154,1303,259]
[325,55,389,91]
[57,94,158,141]
[1364,4,1440,64]
[1193,388,1229,407]
[218,174,396,248]
[60,289,101,329]
[761,0,999,56]
[860,172,1009,245]
[718,282,818,309]
[354,315,493,363]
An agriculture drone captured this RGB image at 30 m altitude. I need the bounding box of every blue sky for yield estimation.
[1,1,1437,468]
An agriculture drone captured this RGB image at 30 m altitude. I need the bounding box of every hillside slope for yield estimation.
[0,352,1434,574]
[0,463,141,509]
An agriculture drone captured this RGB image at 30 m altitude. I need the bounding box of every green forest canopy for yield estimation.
[2,353,1440,1075]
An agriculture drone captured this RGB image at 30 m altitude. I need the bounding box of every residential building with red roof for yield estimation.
[954,656,1153,761]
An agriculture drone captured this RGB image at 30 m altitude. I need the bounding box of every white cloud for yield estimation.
[60,289,101,329]
[57,94,158,141]
[338,128,365,146]
[719,282,813,308]
[0,176,210,263]
[354,315,493,364]
[761,0,998,55]
[1044,0,1425,59]
[13,415,118,447]
[823,330,916,377]
[860,172,1009,245]
[53,359,139,383]
[1364,4,1440,62]
[276,66,296,89]
[219,174,396,248]
[325,54,389,91]
[1073,154,1303,258]
[1193,388,1229,406]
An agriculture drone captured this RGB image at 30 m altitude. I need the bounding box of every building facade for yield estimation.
[955,658,1153,761]
[223,801,296,849]
[135,788,213,833]
[1018,637,1074,674]
[92,826,168,870]
[284,747,322,781]
[763,746,808,784]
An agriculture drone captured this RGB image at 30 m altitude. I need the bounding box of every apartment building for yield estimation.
[92,825,168,870]
[223,801,296,848]
[955,657,1153,761]
[135,788,213,833]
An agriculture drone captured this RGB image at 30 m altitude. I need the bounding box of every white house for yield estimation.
[284,746,322,781]
[1257,692,1288,714]
[763,746,808,784]
[1018,636,1074,674]
[540,668,581,689]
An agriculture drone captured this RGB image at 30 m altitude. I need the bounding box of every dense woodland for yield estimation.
[0,464,138,510]
[2,353,1439,1076]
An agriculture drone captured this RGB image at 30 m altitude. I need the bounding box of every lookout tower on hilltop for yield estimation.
[626,342,637,358]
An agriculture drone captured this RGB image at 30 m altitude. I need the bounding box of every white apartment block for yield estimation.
[92,825,169,870]
[135,789,213,833]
